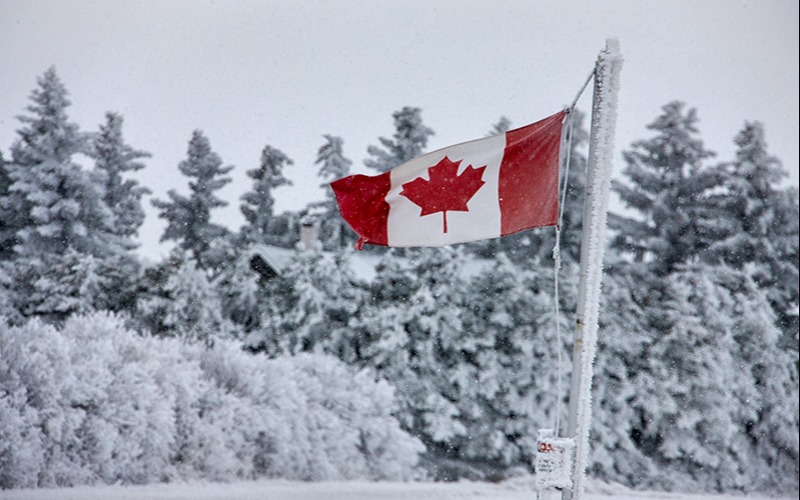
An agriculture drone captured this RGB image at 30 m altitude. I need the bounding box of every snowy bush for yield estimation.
[0,313,423,489]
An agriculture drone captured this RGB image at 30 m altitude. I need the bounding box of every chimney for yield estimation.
[299,220,318,251]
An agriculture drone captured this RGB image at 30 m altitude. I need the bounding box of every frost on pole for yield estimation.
[569,38,623,500]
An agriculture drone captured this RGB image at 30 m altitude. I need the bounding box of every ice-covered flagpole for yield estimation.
[563,38,623,500]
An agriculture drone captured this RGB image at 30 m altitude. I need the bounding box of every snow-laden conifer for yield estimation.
[705,122,799,342]
[152,130,232,271]
[313,135,356,250]
[240,144,293,246]
[137,255,238,344]
[2,68,127,321]
[611,101,717,275]
[7,67,115,259]
[365,106,434,173]
[250,246,367,362]
[91,112,151,246]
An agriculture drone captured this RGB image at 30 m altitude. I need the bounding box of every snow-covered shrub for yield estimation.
[193,341,423,481]
[0,312,422,489]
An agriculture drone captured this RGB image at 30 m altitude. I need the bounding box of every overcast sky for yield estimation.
[1,0,798,259]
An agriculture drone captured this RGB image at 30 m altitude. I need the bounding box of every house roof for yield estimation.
[246,243,494,283]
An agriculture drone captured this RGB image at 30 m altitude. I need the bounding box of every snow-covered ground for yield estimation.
[0,478,792,500]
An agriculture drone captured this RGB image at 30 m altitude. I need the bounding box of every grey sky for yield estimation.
[1,0,798,259]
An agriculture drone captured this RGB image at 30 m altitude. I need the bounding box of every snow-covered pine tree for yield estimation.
[137,255,238,345]
[365,106,434,173]
[213,240,265,334]
[152,130,233,271]
[589,268,661,485]
[767,187,800,345]
[2,68,124,321]
[361,247,471,474]
[261,248,328,355]
[313,135,356,250]
[487,116,511,136]
[703,266,799,493]
[354,249,417,371]
[611,101,718,276]
[704,122,799,345]
[239,144,294,247]
[316,135,351,185]
[0,151,19,261]
[26,250,111,321]
[592,261,798,493]
[89,112,152,312]
[254,246,367,362]
[0,151,18,322]
[6,67,115,259]
[636,266,743,491]
[596,110,798,492]
[455,253,570,477]
[92,112,151,247]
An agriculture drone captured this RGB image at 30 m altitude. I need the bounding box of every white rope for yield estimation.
[552,72,592,437]
[552,224,564,436]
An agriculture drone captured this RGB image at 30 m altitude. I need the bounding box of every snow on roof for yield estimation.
[248,243,293,275]
[247,244,494,283]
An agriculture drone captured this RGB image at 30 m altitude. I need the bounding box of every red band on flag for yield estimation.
[499,111,563,235]
[330,172,391,249]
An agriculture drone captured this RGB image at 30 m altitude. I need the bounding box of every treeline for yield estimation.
[1,68,798,493]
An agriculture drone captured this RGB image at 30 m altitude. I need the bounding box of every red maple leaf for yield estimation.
[400,156,486,233]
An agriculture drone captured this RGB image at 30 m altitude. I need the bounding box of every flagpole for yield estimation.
[563,38,623,500]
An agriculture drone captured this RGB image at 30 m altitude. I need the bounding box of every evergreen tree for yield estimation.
[611,101,718,275]
[240,144,293,246]
[5,250,121,324]
[638,266,743,490]
[250,247,367,362]
[0,151,18,261]
[709,266,799,492]
[769,187,800,346]
[454,254,571,477]
[487,116,511,136]
[137,255,237,344]
[152,130,233,270]
[213,240,265,333]
[365,106,434,173]
[313,134,356,250]
[705,122,799,343]
[316,134,352,184]
[6,67,115,259]
[590,262,798,492]
[2,68,126,321]
[360,247,471,470]
[590,268,661,485]
[90,112,152,312]
[92,112,151,246]
[350,249,416,370]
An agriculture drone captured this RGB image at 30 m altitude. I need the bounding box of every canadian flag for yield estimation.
[331,110,565,249]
